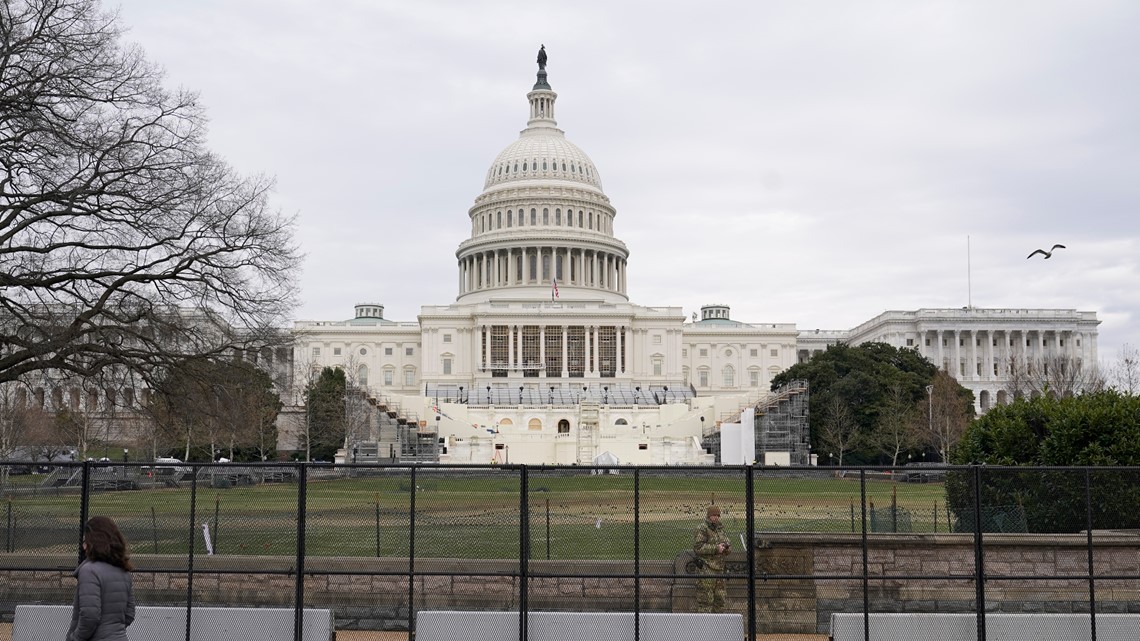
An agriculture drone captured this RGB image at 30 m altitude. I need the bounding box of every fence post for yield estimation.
[972,465,986,641]
[746,465,756,641]
[407,465,417,640]
[185,464,198,641]
[519,465,529,641]
[6,496,12,553]
[859,470,869,641]
[633,467,641,641]
[78,461,91,566]
[294,463,308,641]
[1085,469,1097,641]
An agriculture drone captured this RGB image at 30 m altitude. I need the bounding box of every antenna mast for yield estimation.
[967,235,972,309]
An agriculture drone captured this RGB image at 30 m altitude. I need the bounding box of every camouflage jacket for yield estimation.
[693,519,730,574]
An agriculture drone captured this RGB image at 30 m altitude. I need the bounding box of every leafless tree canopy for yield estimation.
[0,0,299,385]
[817,395,859,467]
[925,369,971,463]
[1110,343,1140,395]
[1003,353,1105,400]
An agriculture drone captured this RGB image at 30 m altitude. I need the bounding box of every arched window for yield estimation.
[698,368,710,388]
[543,208,549,225]
[723,365,735,387]
[404,368,416,386]
[614,418,628,426]
[558,419,570,434]
[499,418,513,427]
[528,418,542,431]
[357,364,368,387]
[507,211,513,227]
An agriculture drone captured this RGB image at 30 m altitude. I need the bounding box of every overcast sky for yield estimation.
[112,0,1140,362]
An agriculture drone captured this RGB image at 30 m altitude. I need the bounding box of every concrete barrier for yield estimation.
[13,604,334,641]
[416,610,744,641]
[829,612,1140,641]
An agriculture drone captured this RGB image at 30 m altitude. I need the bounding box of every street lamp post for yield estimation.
[123,448,128,464]
[925,384,934,449]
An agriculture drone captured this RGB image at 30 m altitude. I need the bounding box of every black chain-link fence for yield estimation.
[1,462,1139,640]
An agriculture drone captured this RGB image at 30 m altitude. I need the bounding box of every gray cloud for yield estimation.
[113,0,1140,360]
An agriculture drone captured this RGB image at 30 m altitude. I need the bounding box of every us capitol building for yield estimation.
[282,52,1100,466]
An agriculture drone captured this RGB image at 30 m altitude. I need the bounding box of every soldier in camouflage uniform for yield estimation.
[693,504,731,613]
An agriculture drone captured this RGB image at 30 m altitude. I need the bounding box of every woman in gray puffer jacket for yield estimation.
[67,516,136,641]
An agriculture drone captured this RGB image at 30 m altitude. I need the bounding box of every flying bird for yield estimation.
[1027,244,1066,259]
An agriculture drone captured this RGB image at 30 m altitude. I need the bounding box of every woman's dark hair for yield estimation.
[84,516,133,571]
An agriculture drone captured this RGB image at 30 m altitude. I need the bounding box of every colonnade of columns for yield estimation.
[458,246,626,296]
[478,324,625,378]
[921,327,1090,381]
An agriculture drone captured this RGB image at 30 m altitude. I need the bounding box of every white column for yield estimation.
[616,326,624,373]
[592,326,599,375]
[948,330,957,376]
[969,330,978,380]
[539,326,546,378]
[561,326,569,377]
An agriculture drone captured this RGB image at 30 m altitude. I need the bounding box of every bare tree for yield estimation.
[0,0,299,387]
[1110,343,1140,395]
[1002,354,1033,402]
[872,383,923,466]
[817,395,860,467]
[926,370,971,462]
[1005,354,1105,399]
[0,382,29,459]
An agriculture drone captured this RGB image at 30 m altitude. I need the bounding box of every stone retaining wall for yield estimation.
[1,532,1137,634]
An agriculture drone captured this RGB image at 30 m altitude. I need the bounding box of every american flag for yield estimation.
[552,278,559,300]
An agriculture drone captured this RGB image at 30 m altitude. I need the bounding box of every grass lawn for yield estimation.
[1,471,950,560]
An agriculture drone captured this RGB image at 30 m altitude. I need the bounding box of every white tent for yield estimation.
[591,451,620,474]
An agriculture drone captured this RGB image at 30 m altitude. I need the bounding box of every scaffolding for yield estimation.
[754,380,810,465]
[576,401,600,463]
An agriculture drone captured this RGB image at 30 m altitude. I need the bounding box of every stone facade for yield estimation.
[3,533,1137,634]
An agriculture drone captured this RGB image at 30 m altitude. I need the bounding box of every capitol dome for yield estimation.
[483,131,603,192]
[455,49,629,306]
